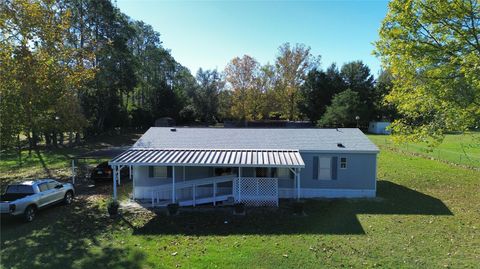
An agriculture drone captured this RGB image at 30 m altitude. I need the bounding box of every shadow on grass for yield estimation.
[0,197,146,269]
[132,180,452,236]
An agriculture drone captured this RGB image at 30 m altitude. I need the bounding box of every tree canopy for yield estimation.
[1,0,401,152]
[375,0,480,141]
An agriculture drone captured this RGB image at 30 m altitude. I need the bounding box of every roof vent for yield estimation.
[337,143,345,148]
[170,128,176,132]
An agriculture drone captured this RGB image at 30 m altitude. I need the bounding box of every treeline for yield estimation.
[0,0,395,150]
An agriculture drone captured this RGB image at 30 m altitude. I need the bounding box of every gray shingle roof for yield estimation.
[132,127,379,153]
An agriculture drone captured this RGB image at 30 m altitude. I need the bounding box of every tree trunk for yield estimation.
[59,132,64,146]
[17,135,22,165]
[45,133,51,148]
[69,132,74,146]
[52,132,58,147]
[27,132,32,157]
[75,132,81,145]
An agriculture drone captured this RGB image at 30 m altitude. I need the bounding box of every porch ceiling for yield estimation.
[109,148,305,168]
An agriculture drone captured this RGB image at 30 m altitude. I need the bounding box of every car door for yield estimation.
[47,181,64,202]
[37,183,55,207]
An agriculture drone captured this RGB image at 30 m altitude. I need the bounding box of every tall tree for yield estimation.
[0,0,94,149]
[375,0,480,141]
[257,63,280,119]
[78,0,137,134]
[319,89,362,127]
[299,64,345,122]
[340,61,375,123]
[373,69,397,121]
[274,43,319,120]
[193,69,224,124]
[224,55,262,121]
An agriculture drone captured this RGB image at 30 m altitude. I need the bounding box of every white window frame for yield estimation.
[318,157,332,180]
[340,157,347,169]
[153,166,168,178]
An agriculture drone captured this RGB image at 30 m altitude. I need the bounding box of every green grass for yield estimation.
[1,135,480,268]
[368,132,480,168]
[0,132,142,188]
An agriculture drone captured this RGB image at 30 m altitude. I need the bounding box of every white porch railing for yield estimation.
[138,175,279,207]
[149,175,235,207]
[234,177,278,207]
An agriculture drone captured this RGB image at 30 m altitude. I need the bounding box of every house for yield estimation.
[109,127,379,207]
[368,121,391,134]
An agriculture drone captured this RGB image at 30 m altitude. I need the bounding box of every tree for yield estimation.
[77,0,137,134]
[299,64,345,122]
[340,61,375,123]
[0,0,94,150]
[193,69,224,124]
[257,63,280,119]
[318,89,362,127]
[274,43,319,120]
[224,55,262,121]
[375,0,480,141]
[373,70,397,121]
[217,90,233,121]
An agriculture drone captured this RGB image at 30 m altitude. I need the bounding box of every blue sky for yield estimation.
[116,0,388,77]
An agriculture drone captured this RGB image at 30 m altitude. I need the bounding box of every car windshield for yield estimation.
[6,185,34,194]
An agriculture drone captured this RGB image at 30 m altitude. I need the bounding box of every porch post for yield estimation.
[117,165,121,185]
[238,167,242,202]
[129,165,132,179]
[132,166,135,200]
[71,159,76,185]
[172,166,176,203]
[297,168,301,200]
[112,165,117,201]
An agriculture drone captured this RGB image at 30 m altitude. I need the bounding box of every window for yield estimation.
[38,183,49,192]
[6,185,34,194]
[47,181,59,189]
[153,167,168,178]
[340,157,347,169]
[318,157,332,180]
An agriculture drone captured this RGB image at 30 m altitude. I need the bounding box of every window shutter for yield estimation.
[313,156,319,180]
[331,157,338,180]
[167,166,172,178]
[148,166,154,178]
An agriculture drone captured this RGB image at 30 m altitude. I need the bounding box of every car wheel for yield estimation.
[64,191,74,205]
[24,205,36,222]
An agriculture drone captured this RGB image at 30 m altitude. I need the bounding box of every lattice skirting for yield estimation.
[233,177,279,207]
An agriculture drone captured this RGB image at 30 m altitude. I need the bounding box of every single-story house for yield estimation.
[109,127,379,207]
[368,121,391,134]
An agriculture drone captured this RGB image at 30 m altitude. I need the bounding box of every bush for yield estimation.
[167,203,179,216]
[107,200,120,217]
[292,201,305,215]
[234,203,246,215]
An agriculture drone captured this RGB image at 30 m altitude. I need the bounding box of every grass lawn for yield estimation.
[1,135,480,268]
[0,132,142,189]
[368,132,480,168]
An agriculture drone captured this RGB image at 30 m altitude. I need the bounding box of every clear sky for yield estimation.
[116,0,389,77]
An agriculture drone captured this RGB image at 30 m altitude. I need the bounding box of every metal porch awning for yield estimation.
[109,148,305,168]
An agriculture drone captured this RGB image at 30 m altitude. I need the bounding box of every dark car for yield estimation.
[90,162,129,183]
